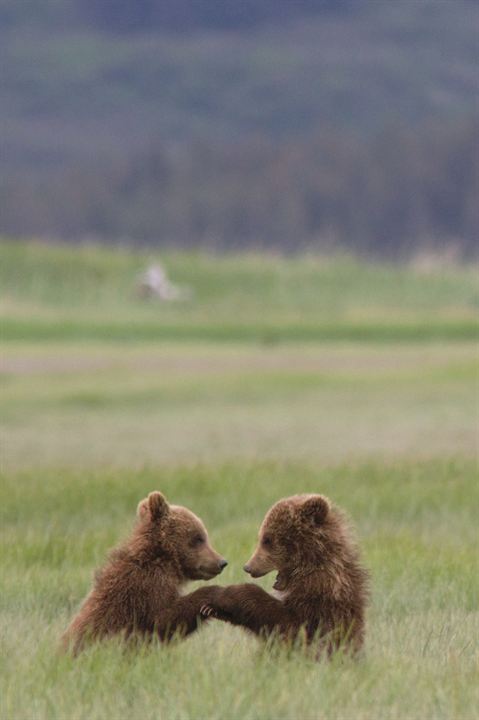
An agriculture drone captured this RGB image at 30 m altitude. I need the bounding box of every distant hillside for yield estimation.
[2,0,478,170]
[0,0,351,33]
[1,0,478,254]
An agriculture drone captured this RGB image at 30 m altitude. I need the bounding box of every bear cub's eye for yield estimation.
[190,534,205,548]
[262,535,273,548]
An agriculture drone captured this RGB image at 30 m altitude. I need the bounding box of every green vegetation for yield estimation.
[1,240,478,343]
[1,240,477,718]
[1,462,478,719]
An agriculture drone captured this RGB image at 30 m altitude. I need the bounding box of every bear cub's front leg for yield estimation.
[200,583,288,636]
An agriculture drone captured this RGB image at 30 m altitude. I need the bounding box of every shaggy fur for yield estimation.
[201,494,369,657]
[61,491,227,654]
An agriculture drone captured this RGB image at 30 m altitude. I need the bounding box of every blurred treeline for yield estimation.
[4,117,477,259]
[1,0,478,258]
[0,0,358,32]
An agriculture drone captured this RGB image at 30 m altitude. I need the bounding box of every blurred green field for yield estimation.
[1,239,478,342]
[1,342,477,470]
[0,239,478,719]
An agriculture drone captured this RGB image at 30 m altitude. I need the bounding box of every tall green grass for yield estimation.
[1,460,478,720]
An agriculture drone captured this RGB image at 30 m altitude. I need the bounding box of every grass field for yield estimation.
[1,240,478,342]
[1,240,478,719]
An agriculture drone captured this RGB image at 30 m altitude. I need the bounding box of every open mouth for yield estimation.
[272,572,287,591]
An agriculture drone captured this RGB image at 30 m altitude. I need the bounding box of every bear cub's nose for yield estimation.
[219,559,228,570]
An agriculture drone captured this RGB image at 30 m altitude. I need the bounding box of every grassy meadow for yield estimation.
[1,239,478,719]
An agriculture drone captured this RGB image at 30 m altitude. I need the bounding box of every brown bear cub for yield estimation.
[62,491,227,654]
[201,494,369,657]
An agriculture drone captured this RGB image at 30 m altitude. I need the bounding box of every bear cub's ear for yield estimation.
[301,495,330,525]
[137,491,169,522]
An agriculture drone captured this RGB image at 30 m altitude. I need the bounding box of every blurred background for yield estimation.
[0,0,478,469]
[1,0,478,258]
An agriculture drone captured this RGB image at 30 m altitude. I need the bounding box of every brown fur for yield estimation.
[201,494,369,658]
[61,491,227,654]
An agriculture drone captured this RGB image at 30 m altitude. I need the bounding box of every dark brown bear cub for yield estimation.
[62,491,227,654]
[201,494,368,657]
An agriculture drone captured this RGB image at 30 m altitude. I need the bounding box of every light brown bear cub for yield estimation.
[62,491,227,653]
[201,494,369,657]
